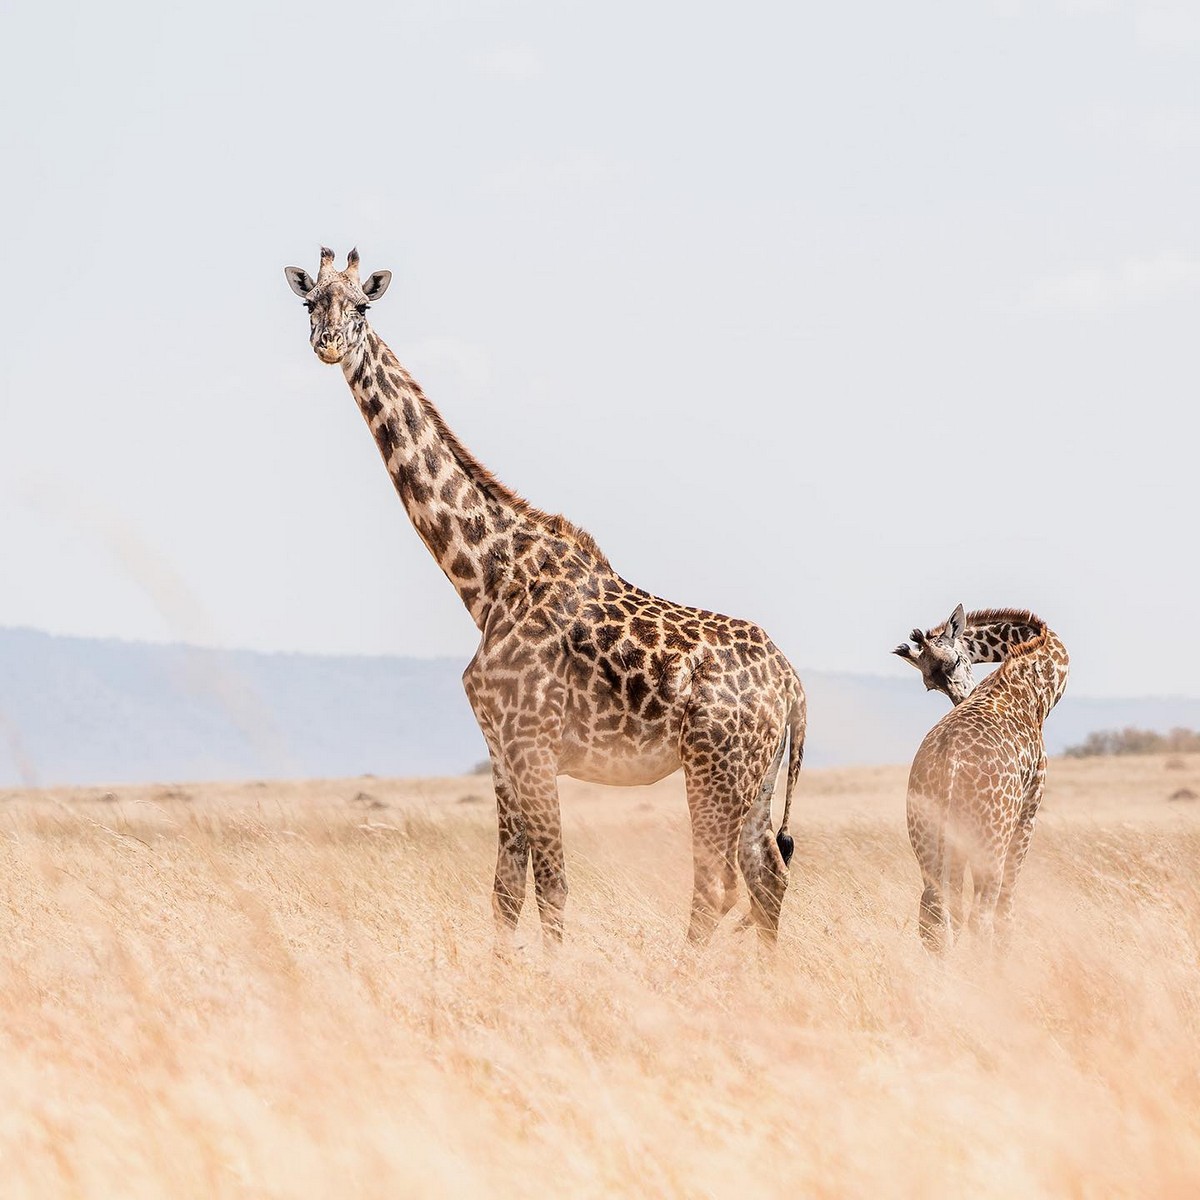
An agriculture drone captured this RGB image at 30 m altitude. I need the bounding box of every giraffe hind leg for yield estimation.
[682,709,788,947]
[908,790,952,952]
[996,762,1046,948]
[945,845,967,938]
[967,860,1004,946]
[738,823,789,946]
[995,821,1034,938]
[919,873,951,954]
[682,811,738,946]
[736,736,792,947]
[681,761,746,945]
[719,848,740,918]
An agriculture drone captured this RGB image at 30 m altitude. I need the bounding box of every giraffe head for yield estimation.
[284,247,392,365]
[892,603,975,706]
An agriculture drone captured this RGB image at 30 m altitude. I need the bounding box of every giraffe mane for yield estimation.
[394,366,611,568]
[967,608,1048,657]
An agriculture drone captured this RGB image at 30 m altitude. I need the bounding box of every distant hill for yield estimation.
[1,626,1198,788]
[0,628,480,787]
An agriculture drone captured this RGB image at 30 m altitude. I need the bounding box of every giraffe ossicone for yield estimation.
[894,605,1069,952]
[285,248,808,950]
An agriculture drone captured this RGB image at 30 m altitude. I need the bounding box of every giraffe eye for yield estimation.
[356,303,370,315]
[303,301,314,312]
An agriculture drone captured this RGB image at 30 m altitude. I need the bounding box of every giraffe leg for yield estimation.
[995,759,1046,946]
[967,858,1004,945]
[945,846,967,937]
[681,721,787,948]
[909,791,951,953]
[464,660,564,950]
[918,873,951,953]
[489,765,530,951]
[680,757,742,944]
[504,763,568,948]
[715,814,742,923]
[684,829,730,944]
[737,740,791,947]
[995,816,1035,935]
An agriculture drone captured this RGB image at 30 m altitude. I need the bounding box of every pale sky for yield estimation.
[1,0,1197,698]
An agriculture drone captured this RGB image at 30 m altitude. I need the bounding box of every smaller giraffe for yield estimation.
[892,606,1069,951]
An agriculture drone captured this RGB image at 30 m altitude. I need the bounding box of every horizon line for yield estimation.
[2,623,1198,705]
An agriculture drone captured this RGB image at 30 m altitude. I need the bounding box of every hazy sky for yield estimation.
[1,0,1197,698]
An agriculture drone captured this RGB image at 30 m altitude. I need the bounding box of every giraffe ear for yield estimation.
[285,267,316,298]
[945,603,966,642]
[362,270,392,301]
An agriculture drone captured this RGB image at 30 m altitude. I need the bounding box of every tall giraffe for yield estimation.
[892,605,1069,950]
[285,248,806,948]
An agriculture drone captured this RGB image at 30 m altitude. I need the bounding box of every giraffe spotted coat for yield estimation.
[894,607,1069,950]
[285,249,806,949]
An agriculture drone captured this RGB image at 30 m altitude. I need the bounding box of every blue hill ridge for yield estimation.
[1,627,1196,787]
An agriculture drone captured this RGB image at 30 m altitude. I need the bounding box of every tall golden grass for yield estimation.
[1,756,1197,1198]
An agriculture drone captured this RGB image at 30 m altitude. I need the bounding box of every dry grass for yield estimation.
[1,756,1199,1198]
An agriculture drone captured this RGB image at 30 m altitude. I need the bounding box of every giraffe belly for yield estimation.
[559,741,682,787]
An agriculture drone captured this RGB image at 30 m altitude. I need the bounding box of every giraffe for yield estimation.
[284,248,807,949]
[892,605,1069,951]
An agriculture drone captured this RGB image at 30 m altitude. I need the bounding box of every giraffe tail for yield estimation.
[775,687,806,867]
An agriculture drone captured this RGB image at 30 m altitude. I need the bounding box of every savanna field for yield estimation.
[2,756,1199,1198]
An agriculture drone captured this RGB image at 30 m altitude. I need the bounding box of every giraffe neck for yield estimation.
[341,330,606,628]
[925,608,1041,665]
[953,609,1070,721]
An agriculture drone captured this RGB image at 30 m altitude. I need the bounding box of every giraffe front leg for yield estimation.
[464,659,544,953]
[491,768,530,953]
[505,763,568,948]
